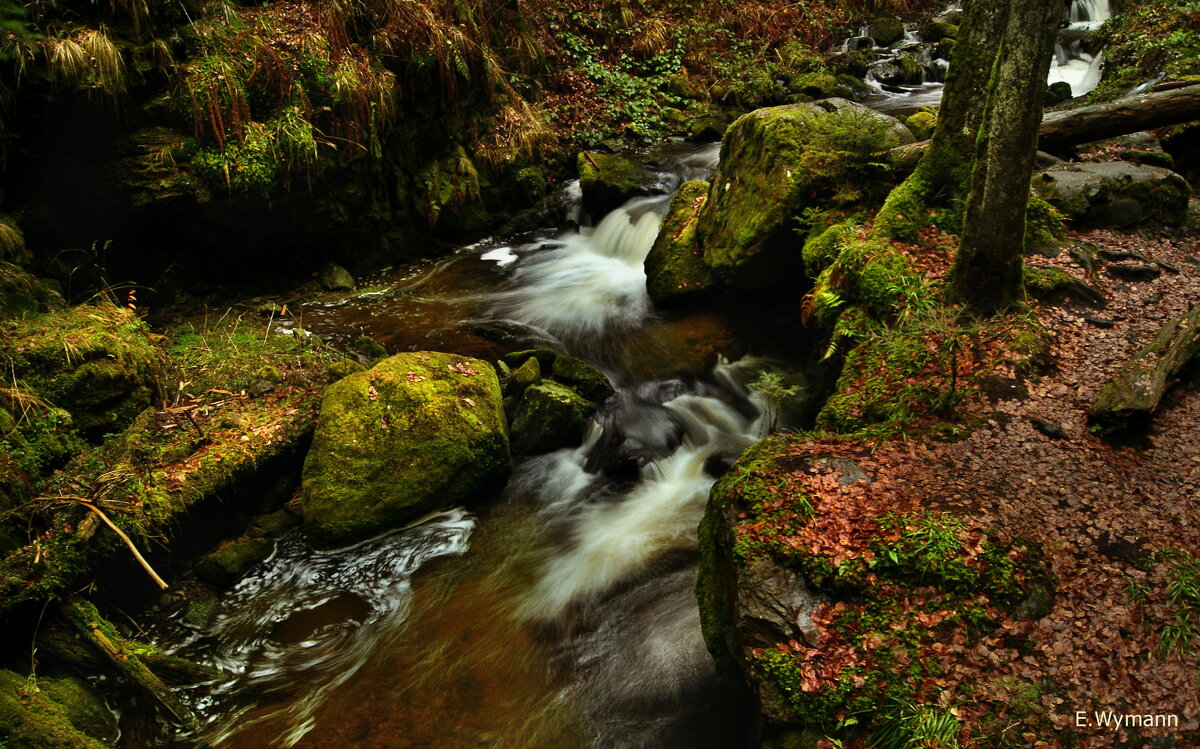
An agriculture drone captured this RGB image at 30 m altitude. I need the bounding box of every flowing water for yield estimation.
[153,142,776,748]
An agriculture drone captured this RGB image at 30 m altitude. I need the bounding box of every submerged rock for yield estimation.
[301,351,510,547]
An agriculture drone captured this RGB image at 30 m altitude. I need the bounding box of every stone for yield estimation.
[869,16,905,46]
[318,262,356,291]
[644,180,715,304]
[509,381,596,455]
[301,351,511,547]
[921,19,958,43]
[576,151,654,220]
[1032,161,1190,229]
[551,355,615,404]
[195,537,275,587]
[507,355,541,395]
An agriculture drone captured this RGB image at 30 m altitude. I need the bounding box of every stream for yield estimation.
[153,142,768,748]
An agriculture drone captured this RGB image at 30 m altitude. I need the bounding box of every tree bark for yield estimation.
[950,0,1062,313]
[1038,82,1200,152]
[1089,304,1200,432]
[872,0,1011,240]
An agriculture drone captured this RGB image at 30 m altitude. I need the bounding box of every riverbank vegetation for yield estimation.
[0,0,1198,746]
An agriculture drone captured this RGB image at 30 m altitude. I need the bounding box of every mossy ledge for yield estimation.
[697,434,1053,745]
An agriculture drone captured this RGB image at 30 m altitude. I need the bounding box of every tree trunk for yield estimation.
[1089,304,1200,432]
[872,0,1011,240]
[1038,82,1200,152]
[949,0,1062,313]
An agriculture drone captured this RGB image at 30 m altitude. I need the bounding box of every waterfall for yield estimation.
[1049,0,1111,98]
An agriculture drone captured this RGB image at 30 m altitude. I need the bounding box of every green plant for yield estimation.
[749,371,799,433]
[870,698,963,749]
[797,107,900,205]
[1158,549,1200,660]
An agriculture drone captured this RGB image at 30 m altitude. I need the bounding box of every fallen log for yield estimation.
[889,82,1200,164]
[1088,303,1200,432]
[1039,82,1200,152]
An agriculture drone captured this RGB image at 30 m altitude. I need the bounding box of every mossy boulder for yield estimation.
[1032,162,1190,228]
[301,351,510,547]
[38,677,116,742]
[904,111,937,141]
[921,19,958,43]
[0,263,62,320]
[0,303,164,440]
[644,180,716,304]
[0,670,108,748]
[194,537,276,587]
[508,355,542,395]
[694,101,901,290]
[319,262,356,292]
[551,356,615,404]
[869,17,906,46]
[509,381,597,455]
[577,151,654,220]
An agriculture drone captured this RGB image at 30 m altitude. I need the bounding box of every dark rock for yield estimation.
[1029,416,1068,440]
[1105,263,1162,282]
[500,348,558,371]
[509,381,596,455]
[1155,260,1181,275]
[318,262,356,291]
[507,355,542,396]
[1097,248,1149,263]
[686,115,729,143]
[577,151,654,220]
[195,537,275,587]
[551,356,615,404]
[1032,161,1190,229]
[1084,317,1116,329]
[1119,149,1175,169]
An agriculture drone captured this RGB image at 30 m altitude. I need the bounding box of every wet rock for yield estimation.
[921,19,957,43]
[500,348,557,371]
[195,537,275,587]
[644,179,715,305]
[869,17,905,46]
[319,262,356,292]
[551,356,615,404]
[686,115,729,143]
[1032,161,1190,229]
[904,111,936,141]
[507,355,542,396]
[577,151,654,220]
[352,335,387,364]
[583,391,687,478]
[38,676,117,742]
[301,351,510,547]
[509,381,596,455]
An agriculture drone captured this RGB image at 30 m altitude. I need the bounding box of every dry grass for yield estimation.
[0,217,25,263]
[475,98,554,168]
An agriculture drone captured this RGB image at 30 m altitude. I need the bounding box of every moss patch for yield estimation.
[644,179,715,303]
[301,352,511,547]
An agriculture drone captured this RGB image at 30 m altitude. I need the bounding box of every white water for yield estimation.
[1048,0,1111,98]
[159,140,765,748]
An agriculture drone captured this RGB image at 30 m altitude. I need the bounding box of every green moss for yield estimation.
[0,302,164,440]
[509,380,596,455]
[869,17,906,46]
[644,179,715,303]
[0,263,62,321]
[301,352,511,547]
[1023,194,1066,253]
[1092,0,1200,100]
[801,221,856,277]
[577,151,652,219]
[550,356,614,404]
[0,671,107,749]
[194,537,275,587]
[38,677,116,742]
[697,104,899,289]
[904,111,937,141]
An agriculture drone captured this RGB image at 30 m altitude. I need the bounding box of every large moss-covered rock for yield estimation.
[644,180,715,304]
[869,17,906,46]
[577,151,654,220]
[301,351,511,547]
[0,263,62,320]
[509,381,596,455]
[1032,161,1190,228]
[693,101,901,290]
[0,670,108,749]
[0,303,164,440]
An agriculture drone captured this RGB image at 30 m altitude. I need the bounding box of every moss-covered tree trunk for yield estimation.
[872,0,1010,240]
[950,0,1062,313]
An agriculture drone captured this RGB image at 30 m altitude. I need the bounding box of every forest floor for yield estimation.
[806,220,1200,746]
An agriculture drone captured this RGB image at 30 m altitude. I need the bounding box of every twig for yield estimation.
[75,500,168,590]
